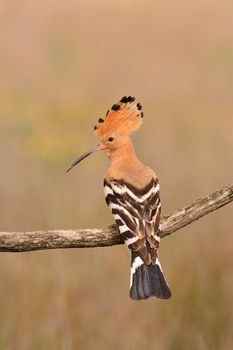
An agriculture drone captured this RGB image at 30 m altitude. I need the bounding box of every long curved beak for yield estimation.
[66,144,104,173]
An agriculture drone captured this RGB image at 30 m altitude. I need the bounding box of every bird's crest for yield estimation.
[94,96,144,138]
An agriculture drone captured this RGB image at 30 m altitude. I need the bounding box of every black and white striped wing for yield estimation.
[104,178,161,264]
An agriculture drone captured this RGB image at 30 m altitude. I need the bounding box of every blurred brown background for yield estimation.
[0,0,233,349]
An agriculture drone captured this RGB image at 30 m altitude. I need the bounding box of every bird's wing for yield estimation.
[104,177,161,265]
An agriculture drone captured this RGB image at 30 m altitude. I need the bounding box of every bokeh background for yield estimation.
[0,0,233,349]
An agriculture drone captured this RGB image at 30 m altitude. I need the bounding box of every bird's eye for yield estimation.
[108,137,114,142]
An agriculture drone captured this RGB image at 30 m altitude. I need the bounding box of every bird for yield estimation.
[67,96,171,300]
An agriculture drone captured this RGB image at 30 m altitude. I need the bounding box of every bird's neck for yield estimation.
[108,139,138,166]
[105,139,155,186]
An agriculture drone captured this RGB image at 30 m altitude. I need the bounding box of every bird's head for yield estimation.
[66,96,144,172]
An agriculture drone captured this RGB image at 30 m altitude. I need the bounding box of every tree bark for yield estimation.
[0,183,232,252]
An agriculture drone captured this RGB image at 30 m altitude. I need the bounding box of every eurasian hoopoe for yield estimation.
[67,96,171,300]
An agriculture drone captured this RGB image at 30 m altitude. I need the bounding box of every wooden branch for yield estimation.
[0,183,232,253]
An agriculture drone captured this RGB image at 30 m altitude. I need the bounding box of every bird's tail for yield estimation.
[130,251,171,300]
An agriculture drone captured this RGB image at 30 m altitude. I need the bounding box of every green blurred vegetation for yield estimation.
[0,0,233,349]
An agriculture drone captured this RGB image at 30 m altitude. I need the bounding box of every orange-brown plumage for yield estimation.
[93,96,151,187]
[94,96,143,140]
